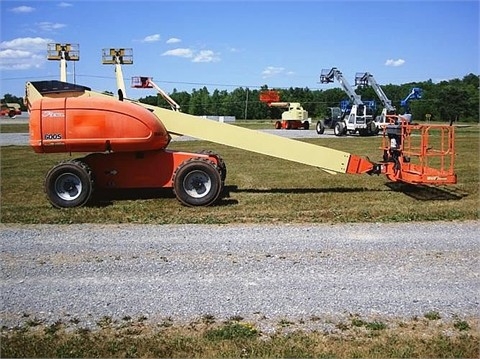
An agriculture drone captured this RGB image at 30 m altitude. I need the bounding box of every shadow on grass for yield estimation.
[89,187,239,207]
[385,182,468,201]
[86,183,466,208]
[86,185,372,208]
[89,188,175,207]
[228,185,381,194]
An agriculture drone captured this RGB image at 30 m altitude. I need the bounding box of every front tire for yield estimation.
[173,158,223,206]
[316,120,325,134]
[44,160,93,208]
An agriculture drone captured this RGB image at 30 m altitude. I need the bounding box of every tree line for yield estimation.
[139,73,478,123]
[3,73,478,122]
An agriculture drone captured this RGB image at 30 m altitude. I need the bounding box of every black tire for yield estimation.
[173,158,223,206]
[274,121,281,129]
[316,120,325,134]
[334,122,345,136]
[369,121,380,135]
[303,121,310,130]
[44,160,93,208]
[8,109,16,118]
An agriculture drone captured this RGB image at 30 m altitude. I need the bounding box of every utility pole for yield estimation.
[244,88,249,120]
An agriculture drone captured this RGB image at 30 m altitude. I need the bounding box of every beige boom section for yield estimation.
[145,105,351,174]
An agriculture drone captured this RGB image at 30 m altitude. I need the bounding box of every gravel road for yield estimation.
[1,221,479,331]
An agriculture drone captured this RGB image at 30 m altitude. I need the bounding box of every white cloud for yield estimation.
[0,37,54,70]
[261,66,286,78]
[166,37,181,44]
[58,2,73,7]
[142,34,161,43]
[162,48,220,63]
[385,58,405,67]
[10,6,35,13]
[0,37,54,51]
[37,22,66,32]
[162,48,194,58]
[193,50,220,63]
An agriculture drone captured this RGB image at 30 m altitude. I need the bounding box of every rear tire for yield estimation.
[303,121,310,130]
[197,150,227,182]
[334,122,345,136]
[44,160,93,208]
[173,158,223,206]
[274,121,281,129]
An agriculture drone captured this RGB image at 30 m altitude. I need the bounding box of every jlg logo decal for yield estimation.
[42,111,65,118]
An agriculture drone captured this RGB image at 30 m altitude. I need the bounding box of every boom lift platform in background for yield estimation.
[131,76,181,112]
[400,87,423,120]
[318,68,377,136]
[259,90,310,130]
[25,61,457,208]
[355,72,396,127]
[355,72,423,124]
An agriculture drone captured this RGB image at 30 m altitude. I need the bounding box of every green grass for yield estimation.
[1,126,478,224]
[0,123,28,133]
[1,315,478,358]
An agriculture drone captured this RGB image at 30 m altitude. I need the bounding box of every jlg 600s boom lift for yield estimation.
[25,78,456,208]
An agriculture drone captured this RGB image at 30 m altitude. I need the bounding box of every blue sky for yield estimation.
[1,0,478,98]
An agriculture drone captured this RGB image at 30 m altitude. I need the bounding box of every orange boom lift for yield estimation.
[25,73,456,209]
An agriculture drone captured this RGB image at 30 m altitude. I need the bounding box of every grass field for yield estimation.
[1,124,478,224]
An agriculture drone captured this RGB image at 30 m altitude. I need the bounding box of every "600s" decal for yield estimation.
[44,133,62,140]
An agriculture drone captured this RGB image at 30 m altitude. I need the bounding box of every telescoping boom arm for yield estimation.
[131,76,181,112]
[355,72,395,112]
[401,87,423,113]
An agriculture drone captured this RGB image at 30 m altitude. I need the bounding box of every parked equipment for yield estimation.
[400,87,423,121]
[260,90,310,129]
[1,102,21,118]
[318,68,377,136]
[315,106,342,134]
[25,74,456,209]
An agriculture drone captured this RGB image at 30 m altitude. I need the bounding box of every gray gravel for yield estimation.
[1,221,479,331]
